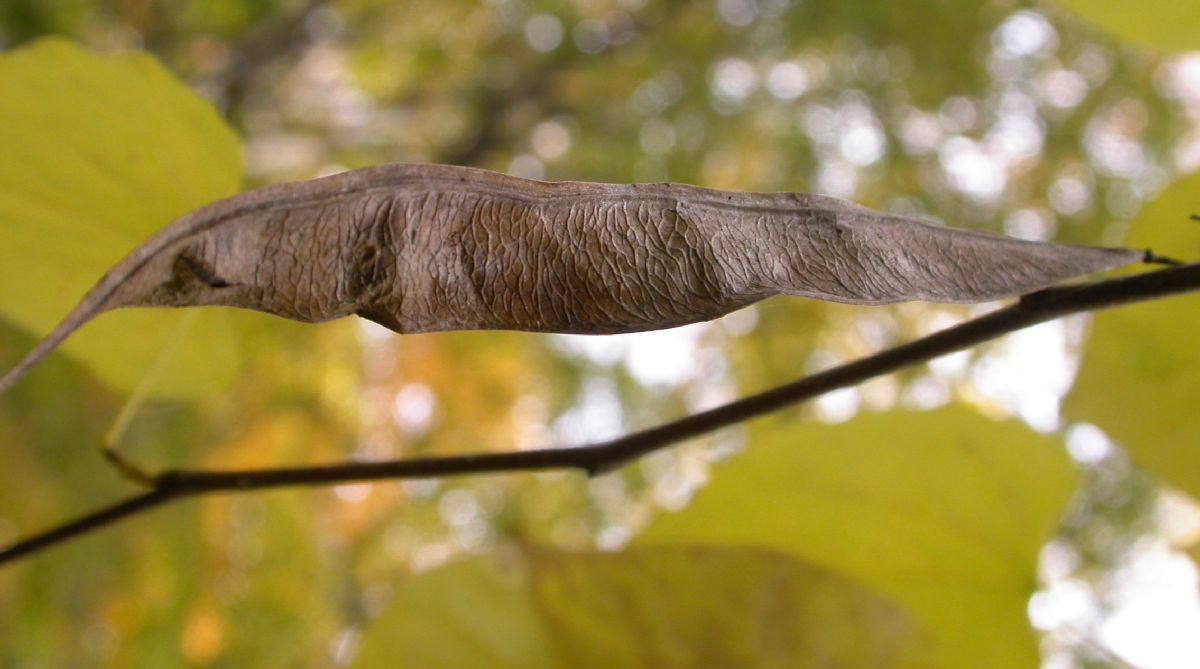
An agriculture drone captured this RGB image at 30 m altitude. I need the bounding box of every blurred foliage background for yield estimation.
[1,0,1199,667]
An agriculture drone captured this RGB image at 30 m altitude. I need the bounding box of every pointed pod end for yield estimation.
[912,240,1146,304]
[0,332,72,397]
[0,369,20,396]
[1039,244,1145,288]
[0,283,117,399]
[0,350,42,397]
[1087,245,1146,268]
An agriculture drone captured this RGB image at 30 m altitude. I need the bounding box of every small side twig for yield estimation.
[1142,249,1184,266]
[3,262,1200,567]
[101,447,156,488]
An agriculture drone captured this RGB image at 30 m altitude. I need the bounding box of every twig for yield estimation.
[1142,249,1184,266]
[3,263,1200,566]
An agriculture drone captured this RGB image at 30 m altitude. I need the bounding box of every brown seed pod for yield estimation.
[0,163,1141,395]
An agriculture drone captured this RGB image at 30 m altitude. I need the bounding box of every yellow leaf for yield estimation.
[353,555,557,669]
[527,546,931,669]
[0,38,243,399]
[640,407,1079,669]
[353,546,933,669]
[1064,171,1200,498]
[1054,0,1200,53]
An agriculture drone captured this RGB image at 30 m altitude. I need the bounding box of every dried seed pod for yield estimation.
[0,163,1141,395]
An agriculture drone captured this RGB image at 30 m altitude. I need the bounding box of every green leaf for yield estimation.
[351,553,559,669]
[1054,0,1200,53]
[639,407,1079,669]
[1064,172,1200,498]
[527,546,932,669]
[0,38,243,399]
[353,546,932,669]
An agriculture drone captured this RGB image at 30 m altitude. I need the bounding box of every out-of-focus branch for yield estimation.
[3,262,1199,566]
[213,0,327,120]
[442,0,688,167]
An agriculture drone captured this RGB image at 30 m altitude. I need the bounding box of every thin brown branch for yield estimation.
[3,262,1200,566]
[0,489,178,564]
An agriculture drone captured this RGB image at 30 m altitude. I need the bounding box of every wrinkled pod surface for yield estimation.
[0,163,1141,395]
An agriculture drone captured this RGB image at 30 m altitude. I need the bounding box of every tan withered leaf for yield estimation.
[0,163,1141,395]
